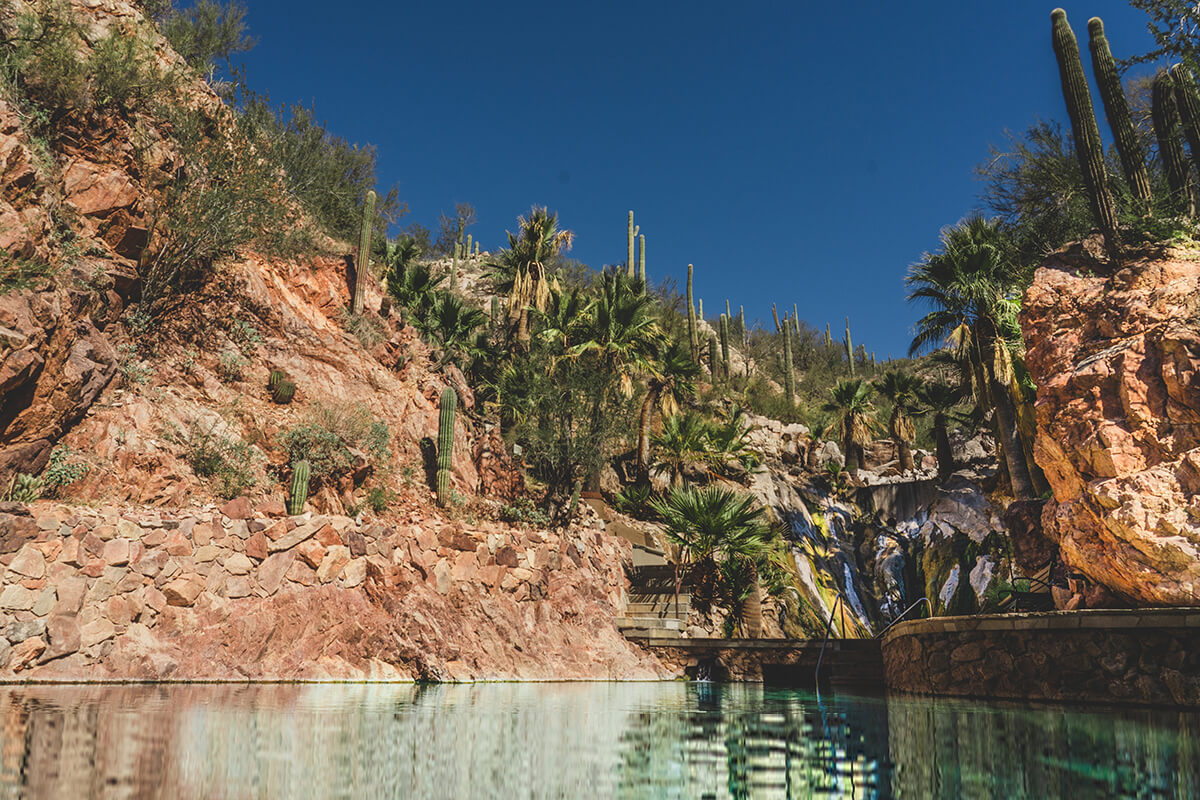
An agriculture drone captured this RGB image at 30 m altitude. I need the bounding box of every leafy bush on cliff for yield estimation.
[278,403,391,488]
[182,420,263,499]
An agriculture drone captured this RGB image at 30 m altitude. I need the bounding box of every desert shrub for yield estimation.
[366,485,395,514]
[217,349,247,382]
[134,103,291,317]
[183,420,262,498]
[228,318,262,355]
[238,96,403,242]
[116,343,151,386]
[499,497,550,528]
[342,312,385,348]
[154,0,255,76]
[278,402,390,487]
[0,251,54,295]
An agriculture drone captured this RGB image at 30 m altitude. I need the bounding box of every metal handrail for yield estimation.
[874,597,931,640]
[813,594,844,689]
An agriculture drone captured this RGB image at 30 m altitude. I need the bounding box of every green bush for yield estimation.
[217,349,247,382]
[182,420,262,499]
[278,402,390,487]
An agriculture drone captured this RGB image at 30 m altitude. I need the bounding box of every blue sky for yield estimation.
[237,1,1160,357]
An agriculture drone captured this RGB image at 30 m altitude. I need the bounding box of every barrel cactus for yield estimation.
[288,460,310,516]
[268,370,295,404]
[352,190,375,315]
[436,387,457,507]
[1051,9,1120,262]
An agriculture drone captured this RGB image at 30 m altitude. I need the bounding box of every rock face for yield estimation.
[0,502,668,681]
[1021,247,1200,604]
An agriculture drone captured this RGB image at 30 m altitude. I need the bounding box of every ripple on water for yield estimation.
[0,682,1195,798]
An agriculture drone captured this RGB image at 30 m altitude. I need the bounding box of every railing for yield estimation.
[813,595,844,690]
[874,597,931,640]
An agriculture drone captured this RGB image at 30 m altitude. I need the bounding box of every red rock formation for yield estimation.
[1021,243,1200,604]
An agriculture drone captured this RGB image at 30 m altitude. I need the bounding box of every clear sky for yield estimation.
[236,1,1160,357]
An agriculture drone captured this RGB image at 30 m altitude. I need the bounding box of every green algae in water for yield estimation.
[0,682,1196,798]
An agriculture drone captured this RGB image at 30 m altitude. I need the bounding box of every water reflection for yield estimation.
[0,682,1193,798]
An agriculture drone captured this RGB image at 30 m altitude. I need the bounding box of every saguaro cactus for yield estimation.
[1153,69,1194,213]
[1089,18,1153,210]
[288,460,310,516]
[437,387,457,507]
[352,190,376,315]
[1171,64,1200,180]
[771,304,781,333]
[687,264,699,362]
[465,233,473,259]
[1052,9,1121,262]
[825,322,832,349]
[627,211,635,277]
[719,313,731,379]
[782,318,794,406]
[708,335,718,378]
[845,317,855,376]
[793,303,800,334]
[638,233,646,281]
[450,240,459,292]
[725,299,732,320]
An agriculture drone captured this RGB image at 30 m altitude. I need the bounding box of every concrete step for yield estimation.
[616,616,682,631]
[625,600,690,617]
[619,627,683,640]
[629,591,691,604]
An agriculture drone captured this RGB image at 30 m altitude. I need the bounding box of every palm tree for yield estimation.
[920,379,968,482]
[651,412,710,487]
[649,485,775,638]
[874,369,922,472]
[906,215,1042,499]
[704,406,760,472]
[636,340,700,481]
[414,292,488,370]
[385,254,442,323]
[571,269,663,393]
[822,378,875,473]
[488,206,574,349]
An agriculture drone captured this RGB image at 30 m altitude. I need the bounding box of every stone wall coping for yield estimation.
[882,607,1200,644]
[638,637,879,652]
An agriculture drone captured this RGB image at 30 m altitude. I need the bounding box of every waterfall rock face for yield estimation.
[1021,246,1200,604]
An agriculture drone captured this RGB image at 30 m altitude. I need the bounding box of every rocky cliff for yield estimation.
[1022,242,1200,604]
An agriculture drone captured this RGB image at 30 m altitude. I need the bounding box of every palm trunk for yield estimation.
[977,326,1035,500]
[636,385,660,482]
[934,412,954,482]
[741,563,762,639]
[843,433,858,472]
[898,439,914,473]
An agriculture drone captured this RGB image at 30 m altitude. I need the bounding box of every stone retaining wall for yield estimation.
[0,499,669,681]
[882,609,1200,706]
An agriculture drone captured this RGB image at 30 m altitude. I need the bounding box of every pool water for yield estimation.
[0,682,1195,798]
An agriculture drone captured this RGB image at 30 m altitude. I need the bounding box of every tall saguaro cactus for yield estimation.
[638,233,646,281]
[708,335,718,379]
[845,317,855,376]
[686,264,699,362]
[1153,69,1195,213]
[1052,8,1121,262]
[782,318,794,406]
[719,313,731,380]
[627,211,636,277]
[792,303,800,334]
[1088,17,1152,210]
[352,190,376,315]
[437,387,457,507]
[1170,64,1200,181]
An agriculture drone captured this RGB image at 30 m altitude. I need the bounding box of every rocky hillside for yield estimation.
[1022,240,1200,605]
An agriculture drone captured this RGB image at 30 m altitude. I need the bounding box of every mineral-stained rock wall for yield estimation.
[1021,246,1200,604]
[0,501,669,681]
